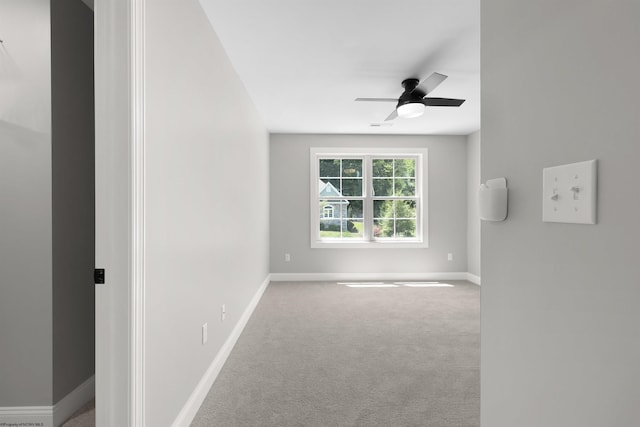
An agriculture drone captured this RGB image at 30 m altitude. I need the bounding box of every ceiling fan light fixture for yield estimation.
[396,102,425,119]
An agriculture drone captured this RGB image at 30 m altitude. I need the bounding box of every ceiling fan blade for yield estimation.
[422,97,465,107]
[413,72,448,95]
[355,98,398,102]
[384,109,398,121]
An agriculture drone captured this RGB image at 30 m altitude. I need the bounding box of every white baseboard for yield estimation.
[171,274,271,427]
[269,272,470,282]
[53,375,95,426]
[466,273,481,285]
[0,375,94,427]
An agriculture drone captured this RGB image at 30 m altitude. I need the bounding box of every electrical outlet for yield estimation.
[285,253,291,262]
[447,253,453,261]
[202,323,208,345]
[221,304,226,322]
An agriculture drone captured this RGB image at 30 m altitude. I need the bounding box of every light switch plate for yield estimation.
[542,160,597,224]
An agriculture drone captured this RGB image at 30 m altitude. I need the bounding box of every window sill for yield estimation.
[310,240,429,249]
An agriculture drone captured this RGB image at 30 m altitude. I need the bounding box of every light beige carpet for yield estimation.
[192,280,480,426]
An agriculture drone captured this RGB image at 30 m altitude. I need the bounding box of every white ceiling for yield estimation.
[199,0,480,135]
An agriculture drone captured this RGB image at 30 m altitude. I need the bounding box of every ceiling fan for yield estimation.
[355,72,465,121]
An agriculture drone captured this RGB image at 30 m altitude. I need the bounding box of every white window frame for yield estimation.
[310,147,429,249]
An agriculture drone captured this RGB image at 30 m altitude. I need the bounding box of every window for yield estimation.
[310,148,428,248]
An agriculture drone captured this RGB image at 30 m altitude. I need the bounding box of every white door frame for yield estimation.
[94,0,145,425]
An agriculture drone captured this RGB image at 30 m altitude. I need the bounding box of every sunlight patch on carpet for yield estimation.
[395,282,454,287]
[341,283,398,288]
[339,281,454,288]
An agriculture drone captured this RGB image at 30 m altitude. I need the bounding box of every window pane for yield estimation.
[372,159,393,177]
[373,219,394,238]
[319,159,340,177]
[394,178,415,196]
[341,178,362,196]
[394,158,416,177]
[343,220,363,238]
[342,159,362,177]
[372,220,382,237]
[396,220,417,238]
[347,199,363,218]
[373,200,393,218]
[373,178,393,196]
[319,179,341,197]
[318,199,364,239]
[394,200,417,219]
[319,219,342,238]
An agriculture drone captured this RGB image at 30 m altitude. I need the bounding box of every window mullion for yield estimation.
[414,157,420,237]
[364,155,373,241]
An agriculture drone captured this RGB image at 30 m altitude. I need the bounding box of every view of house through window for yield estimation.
[311,148,427,247]
[319,158,364,239]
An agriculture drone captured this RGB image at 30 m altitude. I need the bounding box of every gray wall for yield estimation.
[482,1,640,426]
[466,131,480,277]
[0,0,53,407]
[270,134,468,275]
[144,0,269,424]
[0,0,95,408]
[51,0,95,403]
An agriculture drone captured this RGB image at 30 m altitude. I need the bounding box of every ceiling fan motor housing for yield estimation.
[398,78,426,108]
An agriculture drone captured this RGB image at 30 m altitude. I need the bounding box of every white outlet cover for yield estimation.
[542,160,597,224]
[202,323,208,344]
